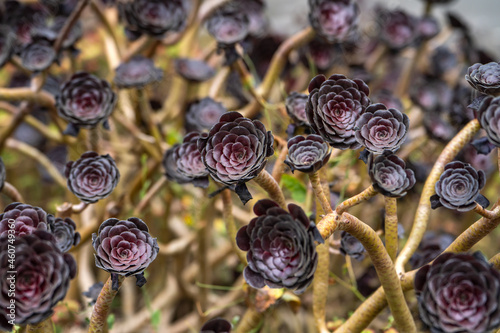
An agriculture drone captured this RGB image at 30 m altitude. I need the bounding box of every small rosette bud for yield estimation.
[285,134,331,173]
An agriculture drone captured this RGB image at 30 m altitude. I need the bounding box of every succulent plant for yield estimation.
[234,0,267,38]
[0,202,49,238]
[430,161,487,212]
[306,74,370,149]
[415,252,500,333]
[19,37,56,72]
[200,318,232,333]
[48,216,81,253]
[174,58,216,82]
[163,132,209,188]
[114,56,163,88]
[409,231,455,269]
[197,112,274,203]
[236,199,323,294]
[368,151,416,198]
[466,62,500,96]
[206,2,249,47]
[477,96,500,147]
[185,98,227,133]
[92,217,159,289]
[285,134,331,173]
[56,72,117,135]
[308,0,359,43]
[118,0,190,39]
[0,231,76,331]
[354,103,409,154]
[65,151,120,204]
[286,92,309,125]
[378,8,418,50]
[339,230,365,261]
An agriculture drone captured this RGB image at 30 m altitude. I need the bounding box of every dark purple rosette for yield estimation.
[417,16,440,41]
[163,132,209,188]
[286,92,309,125]
[185,97,227,133]
[0,202,49,238]
[234,0,267,38]
[415,252,500,333]
[65,151,120,204]
[118,0,190,39]
[19,37,56,72]
[430,161,487,212]
[0,231,76,331]
[466,62,500,96]
[339,230,365,261]
[48,216,81,253]
[368,151,416,198]
[409,231,455,270]
[285,134,331,173]
[354,103,409,154]
[236,199,324,294]
[114,56,163,88]
[306,74,371,150]
[370,89,403,111]
[92,217,159,289]
[303,38,338,72]
[378,8,418,51]
[206,2,249,47]
[197,112,274,204]
[0,25,15,69]
[200,318,232,333]
[477,96,500,147]
[56,72,117,136]
[410,77,452,113]
[174,58,216,83]
[31,16,82,51]
[308,0,359,43]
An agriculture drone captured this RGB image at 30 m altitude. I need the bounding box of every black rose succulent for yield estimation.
[378,8,418,50]
[308,0,359,43]
[430,161,487,212]
[236,199,323,294]
[466,62,500,96]
[200,318,232,333]
[0,202,49,238]
[339,230,365,261]
[410,76,452,113]
[206,2,249,47]
[286,92,309,125]
[185,97,227,133]
[197,112,274,203]
[430,46,458,79]
[234,0,267,38]
[415,252,500,333]
[0,231,76,331]
[32,16,82,51]
[303,38,339,72]
[92,217,159,288]
[65,151,120,204]
[369,151,416,198]
[285,134,331,173]
[48,216,81,253]
[20,37,56,72]
[174,58,216,82]
[417,16,440,41]
[409,231,455,270]
[0,25,15,68]
[370,89,403,111]
[355,103,409,153]
[163,132,209,188]
[118,0,190,39]
[477,96,500,147]
[56,72,117,135]
[114,56,163,88]
[306,74,370,149]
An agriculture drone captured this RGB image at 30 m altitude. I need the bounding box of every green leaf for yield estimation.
[151,309,161,328]
[107,314,115,329]
[281,174,306,203]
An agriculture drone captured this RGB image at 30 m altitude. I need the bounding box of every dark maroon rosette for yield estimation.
[65,151,120,204]
[339,230,365,261]
[286,92,309,125]
[369,151,415,198]
[48,216,81,253]
[206,2,249,47]
[285,134,331,173]
[378,8,418,51]
[415,252,500,333]
[19,37,56,72]
[477,96,500,147]
[236,199,323,294]
[174,58,216,83]
[185,98,227,133]
[0,202,49,238]
[197,112,274,204]
[308,0,359,43]
[466,62,500,96]
[114,56,163,88]
[92,217,159,289]
[306,74,370,149]
[409,231,455,270]
[163,132,209,188]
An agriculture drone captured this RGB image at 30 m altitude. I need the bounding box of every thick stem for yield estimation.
[335,185,377,215]
[395,119,481,274]
[235,307,264,333]
[221,189,247,264]
[473,203,499,219]
[252,169,287,208]
[337,213,416,333]
[54,0,90,53]
[490,253,500,270]
[26,318,54,333]
[0,88,55,110]
[133,177,167,215]
[309,172,333,214]
[1,182,24,202]
[271,143,288,184]
[384,197,398,262]
[89,275,125,333]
